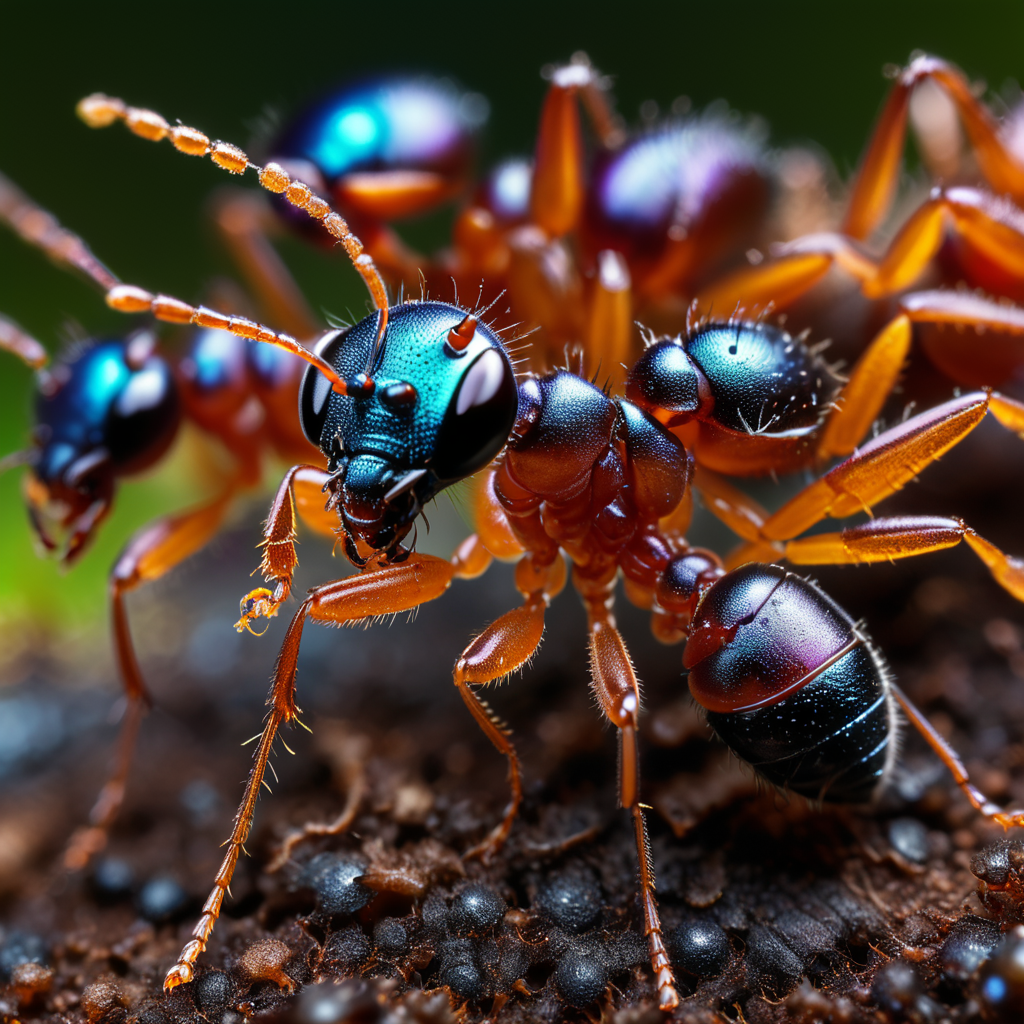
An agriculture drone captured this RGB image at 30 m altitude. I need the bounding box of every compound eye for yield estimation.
[433,347,518,481]
[299,328,350,448]
[107,359,179,470]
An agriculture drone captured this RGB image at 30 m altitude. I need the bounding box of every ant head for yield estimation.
[26,335,180,564]
[298,301,518,564]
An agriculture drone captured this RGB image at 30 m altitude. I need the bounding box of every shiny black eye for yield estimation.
[433,347,518,481]
[299,328,350,448]
[107,358,179,472]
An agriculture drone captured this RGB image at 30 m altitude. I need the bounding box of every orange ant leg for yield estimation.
[234,464,335,631]
[820,292,1024,460]
[692,465,771,545]
[585,250,635,393]
[585,596,679,1012]
[891,683,1024,829]
[843,55,1024,242]
[164,553,459,991]
[763,390,1024,541]
[691,251,833,318]
[454,553,565,860]
[531,55,617,238]
[64,490,235,869]
[212,192,319,340]
[782,515,1024,602]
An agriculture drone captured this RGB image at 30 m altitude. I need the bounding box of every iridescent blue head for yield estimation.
[272,76,487,225]
[27,335,179,562]
[298,302,518,564]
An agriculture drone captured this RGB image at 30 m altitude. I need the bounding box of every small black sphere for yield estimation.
[871,960,923,1014]
[939,915,1001,982]
[136,876,188,923]
[450,885,507,933]
[441,961,484,1000]
[194,970,234,1014]
[979,929,1024,1022]
[373,918,409,956]
[0,931,49,983]
[670,920,731,977]
[91,857,135,902]
[536,869,603,934]
[322,925,372,975]
[972,837,1024,887]
[888,817,929,864]
[555,947,609,1007]
[301,852,372,918]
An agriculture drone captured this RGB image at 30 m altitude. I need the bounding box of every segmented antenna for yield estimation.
[76,93,389,372]
[0,171,363,398]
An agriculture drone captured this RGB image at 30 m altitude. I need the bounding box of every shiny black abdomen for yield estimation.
[706,643,894,803]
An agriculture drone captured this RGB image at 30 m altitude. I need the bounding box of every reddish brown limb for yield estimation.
[586,603,678,1011]
[892,683,1024,828]
[0,313,48,369]
[777,187,1024,301]
[692,465,770,544]
[212,191,319,340]
[820,292,1024,460]
[454,594,546,860]
[585,250,634,393]
[692,252,832,317]
[235,464,334,632]
[530,60,597,237]
[843,55,1024,241]
[0,171,119,291]
[65,491,234,870]
[77,93,389,356]
[763,391,1024,541]
[782,515,1024,602]
[164,554,458,991]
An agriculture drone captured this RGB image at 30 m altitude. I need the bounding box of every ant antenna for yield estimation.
[0,312,49,369]
[0,171,367,400]
[76,93,389,380]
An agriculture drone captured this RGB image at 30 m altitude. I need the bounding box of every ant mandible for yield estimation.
[28,91,1022,1013]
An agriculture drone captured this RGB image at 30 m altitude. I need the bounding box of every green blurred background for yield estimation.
[2,0,1023,634]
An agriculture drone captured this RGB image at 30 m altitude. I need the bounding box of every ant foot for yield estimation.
[163,960,195,992]
[464,821,512,863]
[235,588,278,634]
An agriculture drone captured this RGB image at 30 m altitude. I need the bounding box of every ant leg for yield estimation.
[234,464,334,631]
[585,598,679,1011]
[531,56,615,238]
[892,683,1024,829]
[585,250,634,394]
[212,191,319,340]
[782,515,1024,602]
[692,465,771,544]
[0,313,48,368]
[819,292,1024,460]
[691,251,833,318]
[843,55,1024,241]
[164,553,459,991]
[453,553,566,860]
[762,390,1024,541]
[64,490,235,869]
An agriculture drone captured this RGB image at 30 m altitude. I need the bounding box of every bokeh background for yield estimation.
[2,0,1023,669]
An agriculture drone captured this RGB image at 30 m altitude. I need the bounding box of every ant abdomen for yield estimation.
[684,564,897,803]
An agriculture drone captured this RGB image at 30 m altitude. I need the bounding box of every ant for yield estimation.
[0,73,490,870]
[3,90,1021,1014]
